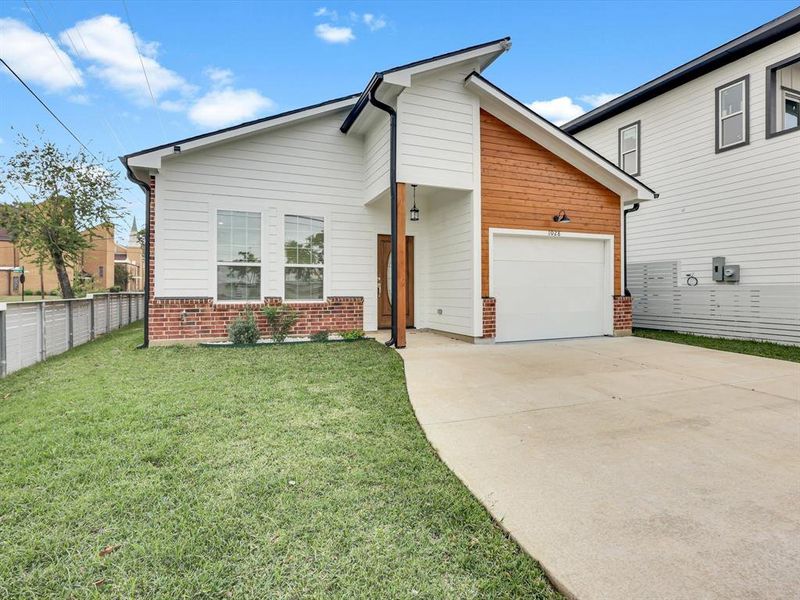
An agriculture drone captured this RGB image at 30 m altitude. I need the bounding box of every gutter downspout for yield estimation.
[623,202,640,297]
[121,158,151,348]
[367,79,399,348]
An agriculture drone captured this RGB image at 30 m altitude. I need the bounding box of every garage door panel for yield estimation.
[493,234,610,342]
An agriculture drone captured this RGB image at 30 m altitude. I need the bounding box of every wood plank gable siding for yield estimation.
[480,110,623,297]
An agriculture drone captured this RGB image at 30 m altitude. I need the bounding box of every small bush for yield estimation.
[262,305,298,343]
[109,285,122,293]
[340,329,364,341]
[309,330,330,342]
[228,310,260,344]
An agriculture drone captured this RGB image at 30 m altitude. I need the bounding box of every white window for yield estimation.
[284,215,324,301]
[216,210,261,301]
[766,54,800,138]
[716,76,748,151]
[618,122,640,176]
[782,89,800,131]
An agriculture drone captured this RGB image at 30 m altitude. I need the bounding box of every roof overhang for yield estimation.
[341,37,511,134]
[563,7,800,134]
[465,73,656,205]
[123,95,360,170]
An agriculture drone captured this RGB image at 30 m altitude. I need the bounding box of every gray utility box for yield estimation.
[712,256,726,282]
[723,264,740,282]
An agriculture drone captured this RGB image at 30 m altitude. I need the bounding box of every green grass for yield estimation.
[0,325,560,599]
[634,328,800,363]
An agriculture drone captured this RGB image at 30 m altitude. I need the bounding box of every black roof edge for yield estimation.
[340,36,511,134]
[563,7,800,134]
[122,93,361,161]
[467,71,657,197]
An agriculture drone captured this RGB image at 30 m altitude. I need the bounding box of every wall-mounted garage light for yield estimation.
[552,210,571,223]
[410,184,420,222]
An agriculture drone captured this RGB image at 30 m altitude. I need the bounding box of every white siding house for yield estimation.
[124,39,655,346]
[565,10,800,344]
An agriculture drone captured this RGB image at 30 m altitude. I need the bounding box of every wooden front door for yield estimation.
[378,234,414,329]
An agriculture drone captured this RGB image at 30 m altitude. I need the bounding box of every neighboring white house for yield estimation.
[123,39,655,346]
[564,8,800,345]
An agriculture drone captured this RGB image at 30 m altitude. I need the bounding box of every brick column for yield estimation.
[613,295,632,336]
[482,297,496,339]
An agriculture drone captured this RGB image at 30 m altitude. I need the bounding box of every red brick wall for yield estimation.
[149,296,364,342]
[482,297,496,339]
[613,295,632,335]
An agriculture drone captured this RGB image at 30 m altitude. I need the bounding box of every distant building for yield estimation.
[0,220,144,296]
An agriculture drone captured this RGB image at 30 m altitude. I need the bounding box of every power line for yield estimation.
[36,0,128,153]
[0,58,99,162]
[121,0,167,137]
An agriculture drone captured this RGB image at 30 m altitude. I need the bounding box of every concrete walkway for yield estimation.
[399,331,800,600]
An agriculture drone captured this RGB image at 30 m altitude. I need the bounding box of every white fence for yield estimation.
[628,262,800,345]
[0,293,145,377]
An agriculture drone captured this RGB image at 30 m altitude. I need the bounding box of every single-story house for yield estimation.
[122,38,656,347]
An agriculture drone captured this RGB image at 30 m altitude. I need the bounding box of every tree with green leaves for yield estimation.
[0,131,124,298]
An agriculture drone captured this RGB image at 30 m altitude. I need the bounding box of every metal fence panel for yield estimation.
[73,300,92,346]
[0,293,144,377]
[44,303,69,357]
[5,304,41,374]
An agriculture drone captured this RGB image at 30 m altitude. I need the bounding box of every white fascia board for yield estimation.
[126,97,358,169]
[465,74,657,204]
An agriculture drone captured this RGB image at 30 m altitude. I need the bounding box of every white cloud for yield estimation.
[314,23,355,44]
[0,18,83,92]
[205,67,234,87]
[188,88,274,128]
[314,7,338,19]
[527,97,586,125]
[579,93,620,108]
[60,15,194,102]
[159,99,187,112]
[362,13,386,31]
[68,93,91,105]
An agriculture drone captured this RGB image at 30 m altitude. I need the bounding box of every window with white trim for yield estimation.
[716,76,748,151]
[618,122,640,176]
[216,210,261,301]
[766,54,800,137]
[284,215,324,300]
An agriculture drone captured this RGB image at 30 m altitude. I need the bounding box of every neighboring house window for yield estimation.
[98,266,104,278]
[766,53,800,138]
[284,215,324,300]
[618,121,640,176]
[217,210,261,301]
[715,76,749,152]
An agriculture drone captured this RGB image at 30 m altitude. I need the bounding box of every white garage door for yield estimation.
[493,233,610,342]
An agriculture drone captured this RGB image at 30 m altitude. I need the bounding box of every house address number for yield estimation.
[547,230,561,237]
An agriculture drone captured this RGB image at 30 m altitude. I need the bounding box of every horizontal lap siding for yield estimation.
[480,110,621,296]
[398,65,478,189]
[574,33,800,342]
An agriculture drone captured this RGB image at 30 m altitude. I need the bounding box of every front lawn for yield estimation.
[634,328,800,362]
[0,325,559,598]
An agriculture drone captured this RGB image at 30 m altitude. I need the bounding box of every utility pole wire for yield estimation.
[0,58,99,163]
[121,0,167,138]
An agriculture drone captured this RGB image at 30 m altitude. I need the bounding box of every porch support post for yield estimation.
[395,182,407,348]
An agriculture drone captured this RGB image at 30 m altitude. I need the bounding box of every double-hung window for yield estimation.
[766,53,800,137]
[618,121,640,176]
[216,210,261,301]
[284,215,324,300]
[716,76,749,152]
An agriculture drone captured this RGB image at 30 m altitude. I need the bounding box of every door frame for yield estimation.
[488,228,614,338]
[377,234,415,329]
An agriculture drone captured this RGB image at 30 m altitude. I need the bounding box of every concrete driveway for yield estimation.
[400,331,799,600]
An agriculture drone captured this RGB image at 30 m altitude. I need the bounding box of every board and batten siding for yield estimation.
[480,110,622,297]
[154,110,389,331]
[574,33,800,343]
[397,64,480,190]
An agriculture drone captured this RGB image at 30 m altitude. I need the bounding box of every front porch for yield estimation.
[366,183,482,347]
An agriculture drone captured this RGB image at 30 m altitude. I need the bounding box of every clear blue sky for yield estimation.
[1,0,797,236]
